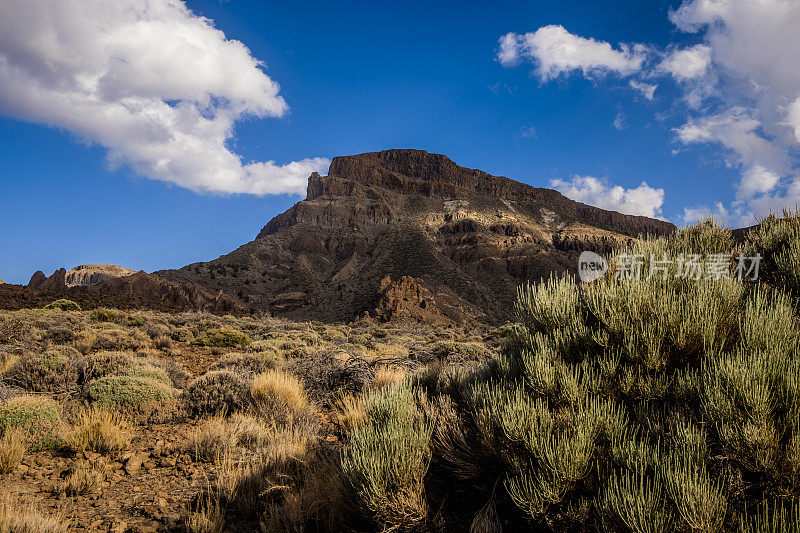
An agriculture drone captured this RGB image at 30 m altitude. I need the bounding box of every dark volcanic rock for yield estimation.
[159,149,676,324]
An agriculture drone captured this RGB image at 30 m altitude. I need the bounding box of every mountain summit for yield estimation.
[160,149,674,323]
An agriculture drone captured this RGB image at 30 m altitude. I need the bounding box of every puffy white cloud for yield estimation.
[629,80,657,101]
[550,176,665,218]
[657,45,712,81]
[0,0,328,195]
[500,1,800,224]
[497,26,646,81]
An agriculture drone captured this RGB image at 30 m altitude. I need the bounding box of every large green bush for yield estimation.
[189,328,251,348]
[4,348,83,393]
[335,219,800,531]
[0,396,61,451]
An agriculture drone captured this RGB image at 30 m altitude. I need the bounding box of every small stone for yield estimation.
[142,461,156,470]
[124,454,143,475]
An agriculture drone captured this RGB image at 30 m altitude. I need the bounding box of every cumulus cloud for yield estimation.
[497,26,646,81]
[550,176,665,218]
[499,1,800,223]
[0,0,329,195]
[681,202,731,225]
[657,45,712,81]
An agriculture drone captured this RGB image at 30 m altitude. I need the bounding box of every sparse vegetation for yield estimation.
[3,215,797,531]
[44,299,81,311]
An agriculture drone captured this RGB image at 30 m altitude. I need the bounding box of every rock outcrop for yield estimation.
[65,264,137,287]
[160,149,676,324]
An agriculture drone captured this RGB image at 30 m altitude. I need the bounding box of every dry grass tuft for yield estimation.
[0,428,27,474]
[370,367,407,390]
[251,369,309,419]
[333,392,364,434]
[0,492,69,532]
[186,494,224,533]
[58,459,106,496]
[61,407,131,455]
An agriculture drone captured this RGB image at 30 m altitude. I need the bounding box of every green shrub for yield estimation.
[742,209,800,296]
[342,383,433,529]
[190,328,251,348]
[0,396,61,451]
[184,370,250,416]
[43,299,81,311]
[89,308,121,322]
[4,348,82,393]
[87,375,175,415]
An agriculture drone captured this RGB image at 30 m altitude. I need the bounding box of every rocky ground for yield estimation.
[0,305,504,532]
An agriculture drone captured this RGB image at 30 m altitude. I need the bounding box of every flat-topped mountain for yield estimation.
[160,149,675,323]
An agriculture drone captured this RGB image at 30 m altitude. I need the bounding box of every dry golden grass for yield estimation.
[0,492,69,532]
[371,367,407,390]
[59,459,105,496]
[251,369,309,417]
[333,392,364,433]
[61,407,131,455]
[186,494,224,533]
[0,428,27,474]
[188,416,240,462]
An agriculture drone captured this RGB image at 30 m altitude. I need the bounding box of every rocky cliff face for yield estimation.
[65,265,136,287]
[160,149,675,324]
[6,268,245,314]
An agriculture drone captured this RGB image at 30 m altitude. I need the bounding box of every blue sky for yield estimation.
[2,0,799,284]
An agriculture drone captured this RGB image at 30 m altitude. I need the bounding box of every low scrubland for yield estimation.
[0,212,798,531]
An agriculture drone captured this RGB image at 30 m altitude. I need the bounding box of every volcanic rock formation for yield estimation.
[160,149,675,323]
[65,264,137,287]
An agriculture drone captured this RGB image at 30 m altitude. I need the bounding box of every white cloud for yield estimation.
[0,0,328,195]
[786,97,800,143]
[681,202,731,225]
[629,80,657,101]
[499,1,800,224]
[657,45,712,81]
[737,165,781,200]
[497,26,646,81]
[613,111,628,130]
[550,176,665,218]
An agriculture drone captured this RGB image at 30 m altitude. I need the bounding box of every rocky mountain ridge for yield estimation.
[159,149,675,324]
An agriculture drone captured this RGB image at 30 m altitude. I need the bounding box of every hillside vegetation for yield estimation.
[0,212,797,532]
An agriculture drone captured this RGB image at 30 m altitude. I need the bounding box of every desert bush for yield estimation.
[89,308,121,322]
[4,348,82,393]
[0,492,69,532]
[44,325,76,344]
[43,299,81,311]
[150,358,190,389]
[208,352,276,376]
[288,350,373,405]
[86,375,176,418]
[61,407,131,454]
[341,383,433,530]
[0,427,27,473]
[742,209,800,297]
[190,328,251,348]
[185,370,250,416]
[410,224,800,530]
[0,395,61,451]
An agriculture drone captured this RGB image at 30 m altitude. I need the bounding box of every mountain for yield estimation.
[159,149,675,323]
[65,264,137,287]
[0,269,245,314]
